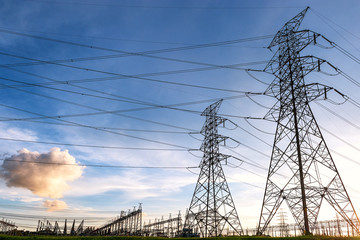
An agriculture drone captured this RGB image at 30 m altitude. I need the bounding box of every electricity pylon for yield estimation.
[257,7,360,235]
[184,100,243,237]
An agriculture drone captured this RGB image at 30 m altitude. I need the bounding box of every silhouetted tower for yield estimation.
[63,219,67,235]
[257,7,360,235]
[70,220,76,235]
[184,100,243,237]
[277,209,289,237]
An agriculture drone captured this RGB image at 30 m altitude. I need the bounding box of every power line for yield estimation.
[226,137,270,158]
[184,160,264,191]
[333,44,360,65]
[0,203,128,214]
[0,120,191,134]
[0,44,268,134]
[0,60,268,90]
[226,162,265,179]
[4,120,272,179]
[0,211,108,220]
[0,158,198,169]
[226,148,268,171]
[0,63,267,132]
[337,70,360,89]
[226,175,263,189]
[0,69,201,132]
[244,118,275,135]
[0,91,267,153]
[0,26,269,50]
[0,66,269,122]
[312,103,360,165]
[320,126,360,153]
[0,41,270,137]
[0,102,192,149]
[20,0,303,10]
[315,101,360,131]
[245,94,272,109]
[0,68,269,136]
[0,137,189,151]
[0,118,194,134]
[310,8,360,53]
[0,76,198,111]
[226,119,272,147]
[330,148,360,167]
[1,50,269,70]
[2,67,264,125]
[245,69,270,85]
[0,94,253,123]
[311,8,360,41]
[0,51,253,94]
[0,27,273,71]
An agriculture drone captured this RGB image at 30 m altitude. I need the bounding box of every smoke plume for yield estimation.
[0,148,84,198]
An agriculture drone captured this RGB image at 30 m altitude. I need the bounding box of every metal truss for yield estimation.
[36,219,87,236]
[93,204,142,236]
[184,100,243,237]
[257,7,360,235]
[0,218,16,233]
[143,212,182,237]
[243,218,357,237]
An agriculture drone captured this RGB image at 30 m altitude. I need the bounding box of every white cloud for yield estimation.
[0,148,84,198]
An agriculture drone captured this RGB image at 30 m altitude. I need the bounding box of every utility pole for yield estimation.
[184,100,243,237]
[257,7,360,235]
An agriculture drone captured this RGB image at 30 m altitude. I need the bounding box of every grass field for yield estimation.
[0,236,360,240]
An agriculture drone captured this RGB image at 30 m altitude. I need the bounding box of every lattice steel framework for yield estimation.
[143,212,182,237]
[257,7,360,235]
[184,100,243,237]
[93,204,142,236]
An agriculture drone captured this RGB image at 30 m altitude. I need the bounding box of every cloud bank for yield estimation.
[0,148,84,198]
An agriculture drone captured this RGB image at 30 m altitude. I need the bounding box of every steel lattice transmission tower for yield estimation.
[184,100,243,237]
[257,7,360,235]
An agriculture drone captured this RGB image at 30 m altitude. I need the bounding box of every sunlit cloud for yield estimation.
[0,148,84,198]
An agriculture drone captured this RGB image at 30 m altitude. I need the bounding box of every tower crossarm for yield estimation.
[265,56,327,98]
[268,7,310,48]
[302,83,346,102]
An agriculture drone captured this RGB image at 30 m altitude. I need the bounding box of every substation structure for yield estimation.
[257,7,360,236]
[245,218,360,237]
[36,219,92,236]
[0,218,17,234]
[33,205,143,236]
[92,204,142,236]
[143,212,182,237]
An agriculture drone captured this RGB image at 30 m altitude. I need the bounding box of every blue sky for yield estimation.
[0,0,360,232]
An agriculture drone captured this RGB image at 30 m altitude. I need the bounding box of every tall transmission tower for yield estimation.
[257,7,360,235]
[184,100,243,237]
